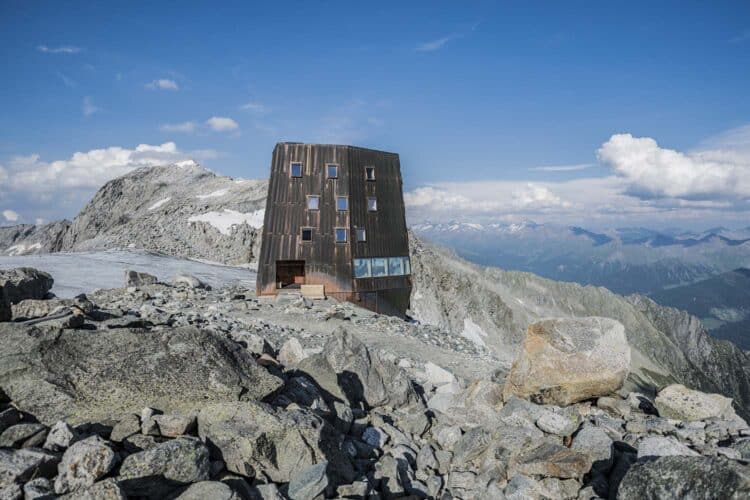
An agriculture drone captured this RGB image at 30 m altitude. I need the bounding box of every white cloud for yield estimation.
[2,209,19,222]
[206,116,239,132]
[82,96,99,117]
[597,133,750,201]
[37,45,82,54]
[529,163,595,172]
[416,35,456,52]
[146,79,179,91]
[160,121,198,133]
[240,102,267,113]
[2,142,188,194]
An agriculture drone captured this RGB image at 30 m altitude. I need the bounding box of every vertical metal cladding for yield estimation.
[257,143,412,316]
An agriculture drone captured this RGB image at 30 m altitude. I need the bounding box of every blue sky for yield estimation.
[1,1,750,228]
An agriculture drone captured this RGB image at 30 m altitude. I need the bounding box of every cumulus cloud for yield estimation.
[146,79,179,91]
[206,116,239,132]
[37,45,82,54]
[160,121,197,133]
[2,209,19,222]
[528,163,595,172]
[597,133,750,201]
[240,102,267,113]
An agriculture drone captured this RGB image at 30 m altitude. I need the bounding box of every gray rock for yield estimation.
[153,413,196,437]
[277,337,307,366]
[571,424,613,471]
[54,436,118,494]
[655,384,737,422]
[172,274,210,290]
[510,442,592,479]
[0,268,53,307]
[140,407,160,436]
[0,423,47,449]
[452,427,492,466]
[57,478,125,500]
[287,461,329,500]
[22,478,54,500]
[43,421,77,452]
[596,396,631,419]
[362,427,388,449]
[0,483,20,500]
[434,424,462,451]
[536,409,580,436]
[197,401,354,484]
[296,327,418,409]
[125,270,158,287]
[0,324,283,425]
[110,414,140,443]
[122,433,163,453]
[618,456,750,499]
[637,436,699,458]
[336,480,371,499]
[177,481,240,500]
[417,444,438,472]
[540,477,580,499]
[0,408,21,434]
[247,483,285,500]
[0,448,59,491]
[118,437,210,499]
[504,474,546,500]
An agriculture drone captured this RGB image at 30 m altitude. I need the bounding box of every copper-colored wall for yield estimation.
[257,143,411,315]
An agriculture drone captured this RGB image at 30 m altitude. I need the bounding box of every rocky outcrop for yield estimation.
[0,324,283,424]
[503,317,630,405]
[0,267,54,321]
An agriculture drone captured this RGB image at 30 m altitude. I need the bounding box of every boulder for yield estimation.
[503,317,630,406]
[0,423,47,448]
[177,481,240,500]
[23,477,54,500]
[571,424,613,471]
[54,436,118,494]
[0,268,53,305]
[0,448,59,491]
[618,456,750,499]
[296,327,417,409]
[637,436,699,459]
[153,413,197,437]
[110,414,140,443]
[118,437,210,499]
[0,324,283,425]
[43,420,78,452]
[125,270,158,287]
[197,401,354,484]
[655,384,737,422]
[58,478,125,500]
[172,274,210,290]
[287,462,329,500]
[278,337,307,366]
[509,442,592,479]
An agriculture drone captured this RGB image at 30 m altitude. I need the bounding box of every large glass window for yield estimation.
[388,257,404,276]
[301,227,313,241]
[336,196,348,211]
[403,256,411,275]
[335,228,347,242]
[365,166,376,181]
[290,162,303,177]
[371,257,387,277]
[307,195,320,210]
[367,197,377,212]
[327,164,338,179]
[356,228,366,242]
[354,258,371,278]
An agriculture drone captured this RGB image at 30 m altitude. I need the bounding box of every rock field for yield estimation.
[1,267,749,499]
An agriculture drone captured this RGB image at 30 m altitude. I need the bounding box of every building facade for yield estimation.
[257,143,412,316]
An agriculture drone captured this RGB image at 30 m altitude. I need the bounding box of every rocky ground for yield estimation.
[1,268,750,499]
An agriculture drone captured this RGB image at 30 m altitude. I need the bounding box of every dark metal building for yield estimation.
[257,142,412,316]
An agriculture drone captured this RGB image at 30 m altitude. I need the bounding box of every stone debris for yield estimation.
[0,266,748,498]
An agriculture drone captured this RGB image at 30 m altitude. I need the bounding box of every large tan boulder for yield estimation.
[655,384,737,422]
[503,317,630,406]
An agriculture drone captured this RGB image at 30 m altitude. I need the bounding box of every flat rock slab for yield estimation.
[503,317,630,406]
[618,456,750,499]
[0,324,283,425]
[510,441,593,479]
[655,384,736,422]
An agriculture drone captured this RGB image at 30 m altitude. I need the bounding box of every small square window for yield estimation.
[356,228,366,242]
[327,164,339,178]
[354,258,371,278]
[388,257,404,276]
[367,197,377,212]
[335,228,347,242]
[365,166,375,181]
[307,196,320,210]
[301,227,313,241]
[290,162,303,177]
[336,196,348,211]
[371,257,388,277]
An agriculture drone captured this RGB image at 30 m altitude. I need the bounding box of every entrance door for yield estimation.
[276,260,305,289]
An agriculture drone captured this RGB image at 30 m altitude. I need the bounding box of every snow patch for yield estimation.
[5,243,42,256]
[461,317,488,348]
[188,208,265,235]
[196,188,229,199]
[174,160,197,168]
[147,197,171,211]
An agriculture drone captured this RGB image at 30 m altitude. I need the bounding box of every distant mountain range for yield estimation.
[411,220,750,296]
